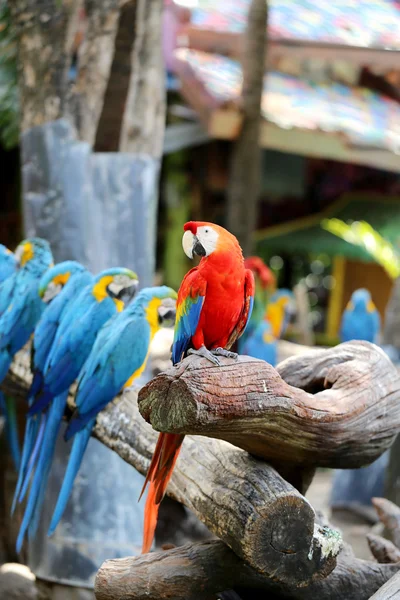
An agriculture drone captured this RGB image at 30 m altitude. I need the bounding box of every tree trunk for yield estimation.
[75,0,127,146]
[118,0,165,156]
[10,0,82,131]
[226,0,267,255]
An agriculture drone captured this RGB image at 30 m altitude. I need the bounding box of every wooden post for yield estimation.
[226,0,267,256]
[326,256,346,340]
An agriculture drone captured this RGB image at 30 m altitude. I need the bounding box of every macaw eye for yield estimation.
[205,229,209,233]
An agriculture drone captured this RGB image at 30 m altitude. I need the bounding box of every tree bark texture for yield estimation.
[10,0,82,131]
[118,0,165,157]
[3,348,340,585]
[369,570,400,599]
[74,0,123,145]
[94,538,400,600]
[226,0,267,256]
[138,341,400,470]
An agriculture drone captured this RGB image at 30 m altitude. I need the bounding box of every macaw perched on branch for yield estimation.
[340,289,380,344]
[0,244,17,283]
[140,221,255,554]
[13,261,93,514]
[46,286,177,536]
[15,267,139,552]
[237,256,275,353]
[0,238,53,469]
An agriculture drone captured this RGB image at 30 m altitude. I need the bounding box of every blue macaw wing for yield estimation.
[33,272,94,372]
[73,315,151,426]
[0,245,17,284]
[43,298,116,396]
[0,277,44,356]
[172,268,206,365]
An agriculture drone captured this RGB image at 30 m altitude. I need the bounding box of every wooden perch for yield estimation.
[138,341,400,469]
[95,538,400,600]
[367,533,400,564]
[94,395,340,583]
[3,349,340,585]
[372,497,400,549]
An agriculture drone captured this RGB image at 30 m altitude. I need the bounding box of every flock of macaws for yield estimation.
[0,223,382,558]
[0,237,177,552]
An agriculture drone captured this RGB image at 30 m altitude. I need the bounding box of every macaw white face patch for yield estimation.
[196,226,219,256]
[42,281,63,303]
[108,274,138,296]
[182,226,219,259]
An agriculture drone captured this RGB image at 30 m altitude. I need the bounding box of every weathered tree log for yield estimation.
[372,497,400,549]
[138,341,400,470]
[3,349,339,585]
[226,0,267,255]
[367,533,400,564]
[369,570,400,599]
[94,538,400,600]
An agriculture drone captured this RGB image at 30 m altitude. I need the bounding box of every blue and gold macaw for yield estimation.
[16,267,139,551]
[340,288,380,344]
[241,320,277,366]
[265,288,296,339]
[0,238,53,469]
[13,261,93,513]
[0,243,17,283]
[42,285,177,537]
[239,288,294,365]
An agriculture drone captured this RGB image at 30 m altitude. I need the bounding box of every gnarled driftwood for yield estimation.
[138,341,400,470]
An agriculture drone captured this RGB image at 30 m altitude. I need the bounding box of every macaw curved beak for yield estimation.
[158,298,177,327]
[117,279,139,303]
[193,236,206,257]
[182,231,206,259]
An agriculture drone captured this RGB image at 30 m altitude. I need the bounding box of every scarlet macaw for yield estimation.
[340,288,380,344]
[13,261,93,513]
[0,238,53,469]
[15,267,138,551]
[141,221,255,553]
[45,286,177,536]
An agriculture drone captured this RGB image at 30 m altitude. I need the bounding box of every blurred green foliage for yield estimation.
[0,0,19,149]
[321,218,400,280]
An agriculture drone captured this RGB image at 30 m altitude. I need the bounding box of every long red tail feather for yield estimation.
[141,432,184,553]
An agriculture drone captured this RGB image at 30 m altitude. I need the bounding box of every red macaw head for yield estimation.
[182,221,241,259]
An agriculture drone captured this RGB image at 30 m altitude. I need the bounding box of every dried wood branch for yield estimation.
[367,533,400,564]
[369,570,400,599]
[3,349,340,585]
[94,538,400,600]
[138,341,400,469]
[372,498,400,549]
